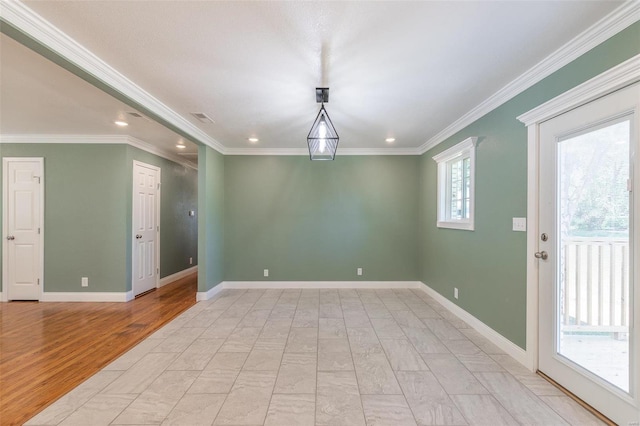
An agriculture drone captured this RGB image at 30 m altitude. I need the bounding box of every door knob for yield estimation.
[135,234,142,239]
[535,251,548,260]
[6,235,15,240]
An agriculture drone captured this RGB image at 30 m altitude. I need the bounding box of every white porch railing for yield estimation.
[562,237,629,332]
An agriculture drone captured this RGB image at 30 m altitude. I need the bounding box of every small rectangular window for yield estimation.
[432,137,477,230]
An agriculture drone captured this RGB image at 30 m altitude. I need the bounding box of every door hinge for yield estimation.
[157,183,161,189]
[157,268,159,275]
[627,179,632,192]
[157,226,159,232]
[37,228,41,234]
[34,176,41,184]
[37,278,40,286]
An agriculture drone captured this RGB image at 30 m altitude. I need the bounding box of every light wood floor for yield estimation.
[0,273,197,426]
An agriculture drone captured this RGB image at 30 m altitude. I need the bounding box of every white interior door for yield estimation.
[3,158,43,301]
[538,84,640,424]
[132,161,160,297]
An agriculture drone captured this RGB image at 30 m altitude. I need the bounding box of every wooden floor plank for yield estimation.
[0,273,197,426]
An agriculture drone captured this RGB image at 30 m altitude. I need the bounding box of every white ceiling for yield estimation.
[1,1,627,154]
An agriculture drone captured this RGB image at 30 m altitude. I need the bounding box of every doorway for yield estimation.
[132,160,160,297]
[537,84,639,424]
[2,158,44,301]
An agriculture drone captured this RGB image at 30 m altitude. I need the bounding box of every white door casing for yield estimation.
[2,158,44,301]
[132,161,160,297]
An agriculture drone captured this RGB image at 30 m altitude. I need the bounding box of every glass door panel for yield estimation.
[557,118,631,392]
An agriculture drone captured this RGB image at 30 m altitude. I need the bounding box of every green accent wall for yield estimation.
[198,145,225,292]
[0,143,128,292]
[224,156,419,281]
[419,22,640,350]
[0,143,198,294]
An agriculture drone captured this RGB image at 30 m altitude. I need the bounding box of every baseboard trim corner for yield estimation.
[417,282,530,369]
[41,291,131,302]
[159,266,198,288]
[196,283,226,301]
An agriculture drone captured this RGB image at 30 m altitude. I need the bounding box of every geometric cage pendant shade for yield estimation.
[307,88,339,160]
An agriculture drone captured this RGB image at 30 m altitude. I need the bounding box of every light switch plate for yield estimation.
[512,217,527,232]
[264,269,269,277]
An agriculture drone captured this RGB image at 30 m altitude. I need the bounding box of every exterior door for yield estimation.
[538,84,639,424]
[3,158,43,301]
[132,161,160,297]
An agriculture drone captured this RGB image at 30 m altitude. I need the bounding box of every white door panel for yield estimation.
[3,158,43,301]
[538,84,639,424]
[132,161,160,296]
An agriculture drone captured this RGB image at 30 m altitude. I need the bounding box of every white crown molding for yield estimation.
[126,135,198,170]
[517,53,640,126]
[0,134,198,169]
[2,1,637,158]
[0,0,225,154]
[224,147,422,156]
[418,1,640,155]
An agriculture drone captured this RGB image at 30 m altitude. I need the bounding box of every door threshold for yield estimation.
[134,288,156,299]
[537,370,615,425]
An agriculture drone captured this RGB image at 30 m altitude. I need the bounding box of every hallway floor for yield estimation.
[1,274,197,426]
[26,288,604,425]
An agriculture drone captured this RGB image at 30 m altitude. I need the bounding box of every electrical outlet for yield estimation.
[264,269,269,277]
[189,257,193,265]
[454,287,459,299]
[357,268,363,276]
[512,217,527,232]
[81,277,89,287]
[188,210,195,217]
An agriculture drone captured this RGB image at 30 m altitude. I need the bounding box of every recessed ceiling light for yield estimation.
[385,137,396,143]
[176,144,186,149]
[248,137,259,143]
[114,121,128,127]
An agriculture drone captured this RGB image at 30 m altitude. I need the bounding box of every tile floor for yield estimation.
[26,288,605,426]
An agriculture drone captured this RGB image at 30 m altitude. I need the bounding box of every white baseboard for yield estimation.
[196,283,226,301]
[195,280,421,301]
[222,281,422,289]
[159,266,198,288]
[40,291,132,302]
[417,282,530,368]
[0,292,4,302]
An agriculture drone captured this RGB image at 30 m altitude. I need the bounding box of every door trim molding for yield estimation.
[131,160,161,297]
[518,53,640,372]
[2,157,45,302]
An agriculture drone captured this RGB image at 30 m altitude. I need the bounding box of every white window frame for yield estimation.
[432,136,478,231]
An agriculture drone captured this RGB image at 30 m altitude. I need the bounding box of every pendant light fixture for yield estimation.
[307,87,339,160]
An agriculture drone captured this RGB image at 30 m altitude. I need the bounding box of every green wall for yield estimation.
[224,156,419,281]
[419,22,640,350]
[0,143,128,292]
[197,145,225,292]
[125,146,198,289]
[0,143,198,294]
